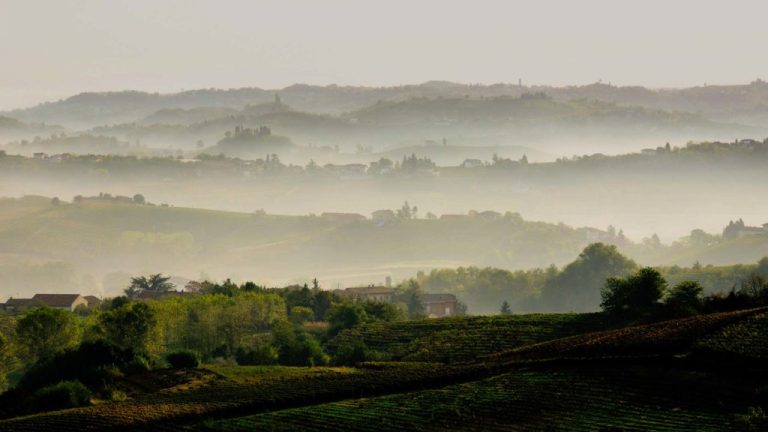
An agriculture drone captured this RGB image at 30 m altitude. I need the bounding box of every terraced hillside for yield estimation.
[0,363,490,432]
[328,313,610,363]
[205,365,758,432]
[696,311,768,359]
[206,309,768,431]
[1,309,765,431]
[488,307,766,364]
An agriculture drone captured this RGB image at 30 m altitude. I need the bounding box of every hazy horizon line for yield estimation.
[4,77,766,113]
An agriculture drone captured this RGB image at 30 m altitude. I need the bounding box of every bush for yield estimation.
[272,321,329,366]
[17,340,144,394]
[332,338,384,366]
[601,267,666,320]
[166,350,200,369]
[736,406,768,431]
[235,345,279,366]
[29,381,91,411]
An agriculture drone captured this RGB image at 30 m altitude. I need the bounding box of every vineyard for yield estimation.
[487,307,766,363]
[696,311,768,359]
[328,313,610,363]
[0,363,489,432]
[1,309,765,431]
[202,365,758,432]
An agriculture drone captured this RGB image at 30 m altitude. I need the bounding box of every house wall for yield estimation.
[69,297,88,311]
[426,301,455,317]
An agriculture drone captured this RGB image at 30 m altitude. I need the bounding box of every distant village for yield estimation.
[2,285,459,319]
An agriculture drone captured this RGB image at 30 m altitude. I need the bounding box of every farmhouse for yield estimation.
[422,293,458,318]
[31,294,89,311]
[341,286,395,303]
[372,209,396,225]
[461,158,484,168]
[1,298,37,311]
[84,295,103,307]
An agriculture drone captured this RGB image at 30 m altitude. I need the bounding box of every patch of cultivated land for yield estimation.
[204,365,753,432]
[0,363,490,432]
[328,313,610,363]
[1,309,765,431]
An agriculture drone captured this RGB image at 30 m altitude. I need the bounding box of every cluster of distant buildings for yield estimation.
[1,294,101,312]
[2,288,459,318]
[319,209,507,226]
[335,286,458,318]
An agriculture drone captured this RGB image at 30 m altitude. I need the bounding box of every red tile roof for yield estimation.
[31,294,83,307]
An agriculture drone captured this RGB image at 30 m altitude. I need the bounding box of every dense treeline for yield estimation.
[0,274,439,408]
[414,244,768,314]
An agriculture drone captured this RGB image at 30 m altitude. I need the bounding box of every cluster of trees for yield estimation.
[416,243,637,314]
[601,267,768,321]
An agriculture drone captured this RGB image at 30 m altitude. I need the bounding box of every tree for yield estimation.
[397,280,425,318]
[16,307,80,363]
[601,267,667,319]
[500,300,511,315]
[327,303,368,336]
[272,321,328,366]
[0,333,11,391]
[396,201,413,219]
[454,300,468,316]
[664,281,703,317]
[289,306,314,325]
[540,243,637,312]
[125,273,175,298]
[132,194,145,204]
[97,301,156,354]
[362,301,404,322]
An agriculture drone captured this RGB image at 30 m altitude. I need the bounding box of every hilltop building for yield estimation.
[2,294,88,312]
[336,285,459,318]
[422,293,458,318]
[339,286,395,303]
[372,209,396,225]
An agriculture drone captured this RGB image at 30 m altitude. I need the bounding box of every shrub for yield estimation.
[235,345,279,366]
[17,340,144,394]
[601,267,666,319]
[332,338,385,366]
[166,350,200,369]
[736,407,768,431]
[29,381,91,411]
[289,306,314,325]
[272,321,329,366]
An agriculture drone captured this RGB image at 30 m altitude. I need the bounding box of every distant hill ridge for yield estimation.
[6,80,768,129]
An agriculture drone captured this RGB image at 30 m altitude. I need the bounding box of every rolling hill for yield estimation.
[0,309,764,431]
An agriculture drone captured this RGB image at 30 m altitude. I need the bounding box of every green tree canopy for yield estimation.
[664,280,704,317]
[541,243,638,312]
[125,273,175,298]
[500,300,511,315]
[97,301,156,354]
[601,267,667,319]
[327,303,368,337]
[16,307,80,363]
[0,333,11,391]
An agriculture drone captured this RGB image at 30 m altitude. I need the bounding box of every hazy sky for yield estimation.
[1,0,767,110]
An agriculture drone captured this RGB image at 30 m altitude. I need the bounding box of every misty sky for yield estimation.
[1,0,767,110]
